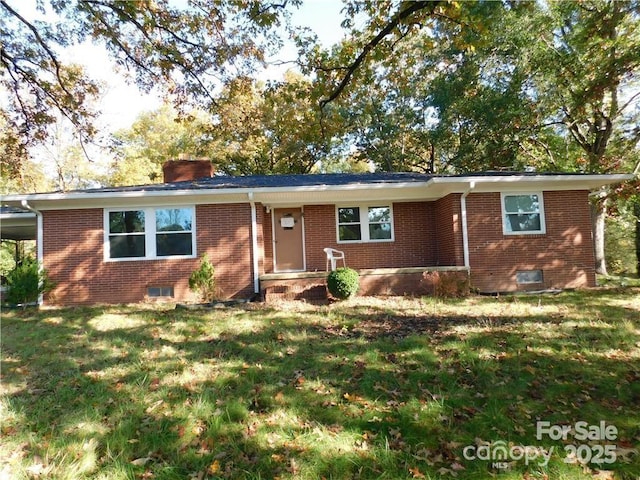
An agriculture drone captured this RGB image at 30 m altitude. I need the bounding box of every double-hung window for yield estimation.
[337,205,394,243]
[105,207,195,260]
[501,193,545,235]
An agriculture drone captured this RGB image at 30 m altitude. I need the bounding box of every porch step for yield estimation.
[259,266,470,302]
[261,277,327,301]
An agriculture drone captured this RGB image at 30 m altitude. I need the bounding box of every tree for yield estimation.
[522,1,640,274]
[0,0,296,188]
[110,104,214,185]
[303,0,639,273]
[197,72,346,175]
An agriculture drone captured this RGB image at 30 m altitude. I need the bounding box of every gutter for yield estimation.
[248,193,260,295]
[20,200,44,306]
[460,182,475,269]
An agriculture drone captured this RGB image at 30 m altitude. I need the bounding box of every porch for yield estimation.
[259,266,469,301]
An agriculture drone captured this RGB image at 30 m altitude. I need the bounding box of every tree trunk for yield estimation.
[591,199,608,276]
[634,198,640,277]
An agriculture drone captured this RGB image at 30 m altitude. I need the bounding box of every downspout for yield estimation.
[460,181,475,269]
[248,193,260,295]
[21,200,44,305]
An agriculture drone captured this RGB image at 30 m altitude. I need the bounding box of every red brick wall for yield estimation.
[42,204,254,306]
[263,209,274,272]
[301,202,436,272]
[433,194,464,266]
[466,190,596,292]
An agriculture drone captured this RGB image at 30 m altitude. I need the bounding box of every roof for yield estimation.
[25,172,436,195]
[1,171,634,212]
[0,206,37,240]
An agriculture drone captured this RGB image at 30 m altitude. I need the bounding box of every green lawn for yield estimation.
[1,289,639,479]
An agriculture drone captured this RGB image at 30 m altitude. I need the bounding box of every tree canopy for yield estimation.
[0,0,295,187]
[2,0,638,177]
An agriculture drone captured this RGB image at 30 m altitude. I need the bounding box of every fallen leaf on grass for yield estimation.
[408,466,426,478]
[145,400,164,413]
[616,446,638,462]
[131,457,152,466]
[287,458,299,475]
[207,460,220,475]
[25,463,47,477]
[412,447,434,465]
[591,470,615,480]
[437,466,458,477]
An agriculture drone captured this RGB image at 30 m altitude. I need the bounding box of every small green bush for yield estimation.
[188,254,217,303]
[327,267,359,300]
[4,258,54,306]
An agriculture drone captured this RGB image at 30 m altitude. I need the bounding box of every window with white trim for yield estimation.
[501,193,545,235]
[337,205,394,243]
[105,207,195,260]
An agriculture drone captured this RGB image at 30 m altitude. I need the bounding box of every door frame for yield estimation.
[271,206,306,273]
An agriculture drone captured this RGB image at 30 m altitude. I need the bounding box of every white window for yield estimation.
[105,207,196,261]
[501,193,545,235]
[336,205,394,243]
[147,286,175,297]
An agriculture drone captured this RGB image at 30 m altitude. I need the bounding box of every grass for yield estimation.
[1,288,639,480]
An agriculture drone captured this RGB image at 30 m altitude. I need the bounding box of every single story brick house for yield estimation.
[0,160,631,305]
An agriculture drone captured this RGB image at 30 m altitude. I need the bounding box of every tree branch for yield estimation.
[319,1,440,108]
[0,0,74,99]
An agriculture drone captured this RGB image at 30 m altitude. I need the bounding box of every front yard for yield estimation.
[1,288,639,479]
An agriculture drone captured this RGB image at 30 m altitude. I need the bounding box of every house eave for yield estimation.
[1,181,437,210]
[431,173,634,192]
[1,173,632,210]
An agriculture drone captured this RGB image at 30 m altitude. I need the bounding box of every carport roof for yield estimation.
[0,206,37,241]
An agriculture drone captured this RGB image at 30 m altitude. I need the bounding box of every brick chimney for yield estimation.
[162,157,214,183]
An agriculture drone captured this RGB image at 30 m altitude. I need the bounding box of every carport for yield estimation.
[0,206,37,264]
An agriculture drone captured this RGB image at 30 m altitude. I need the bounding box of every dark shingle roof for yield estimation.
[6,171,619,197]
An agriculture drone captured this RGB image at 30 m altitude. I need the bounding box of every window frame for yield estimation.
[336,204,395,244]
[500,192,546,235]
[516,270,544,285]
[104,206,196,261]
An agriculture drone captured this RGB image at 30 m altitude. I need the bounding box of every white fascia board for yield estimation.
[0,212,37,220]
[430,174,634,192]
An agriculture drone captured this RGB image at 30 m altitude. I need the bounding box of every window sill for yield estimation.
[337,239,395,245]
[104,255,197,263]
[502,232,546,238]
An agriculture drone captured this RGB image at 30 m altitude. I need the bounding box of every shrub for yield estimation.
[4,258,54,306]
[188,254,217,303]
[327,267,359,300]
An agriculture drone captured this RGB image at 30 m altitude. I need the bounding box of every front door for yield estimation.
[273,208,305,272]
